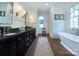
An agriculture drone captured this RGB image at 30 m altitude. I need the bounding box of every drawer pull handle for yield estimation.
[18,38,21,40]
[27,38,29,40]
[30,40,32,41]
[27,43,29,45]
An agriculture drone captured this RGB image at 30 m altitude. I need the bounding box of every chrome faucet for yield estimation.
[3,27,6,34]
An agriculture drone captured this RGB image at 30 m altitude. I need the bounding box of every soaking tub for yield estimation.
[58,32,79,56]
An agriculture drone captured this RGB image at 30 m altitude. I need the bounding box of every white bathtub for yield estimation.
[58,32,79,56]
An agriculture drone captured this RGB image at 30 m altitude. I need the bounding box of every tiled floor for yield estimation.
[25,35,74,56]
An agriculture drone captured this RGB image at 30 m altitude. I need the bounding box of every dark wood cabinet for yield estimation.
[0,28,36,56]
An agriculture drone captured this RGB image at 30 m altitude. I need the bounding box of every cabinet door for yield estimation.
[0,44,6,56]
[16,34,25,56]
[7,40,17,56]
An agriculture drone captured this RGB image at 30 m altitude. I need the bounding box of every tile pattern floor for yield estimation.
[34,36,54,56]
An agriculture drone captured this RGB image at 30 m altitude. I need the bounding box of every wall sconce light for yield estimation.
[30,16,33,19]
[18,6,21,11]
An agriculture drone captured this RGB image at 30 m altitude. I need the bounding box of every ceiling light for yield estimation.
[45,3,48,6]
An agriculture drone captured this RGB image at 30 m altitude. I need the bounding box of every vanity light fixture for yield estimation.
[23,11,26,15]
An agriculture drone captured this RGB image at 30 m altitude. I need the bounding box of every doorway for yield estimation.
[38,16,46,35]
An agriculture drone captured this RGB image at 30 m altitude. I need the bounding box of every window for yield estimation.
[39,16,44,20]
[39,16,44,28]
[70,4,79,29]
[40,24,43,28]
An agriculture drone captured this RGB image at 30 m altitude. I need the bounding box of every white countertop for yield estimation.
[5,33,17,36]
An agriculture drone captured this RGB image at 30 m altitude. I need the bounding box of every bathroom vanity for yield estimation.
[0,28,36,56]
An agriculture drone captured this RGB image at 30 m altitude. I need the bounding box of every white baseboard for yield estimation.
[49,33,60,39]
[49,33,53,38]
[61,42,78,56]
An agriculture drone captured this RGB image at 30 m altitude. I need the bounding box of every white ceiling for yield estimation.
[18,2,77,11]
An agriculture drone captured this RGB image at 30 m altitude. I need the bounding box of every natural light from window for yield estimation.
[39,16,44,28]
[70,4,79,29]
